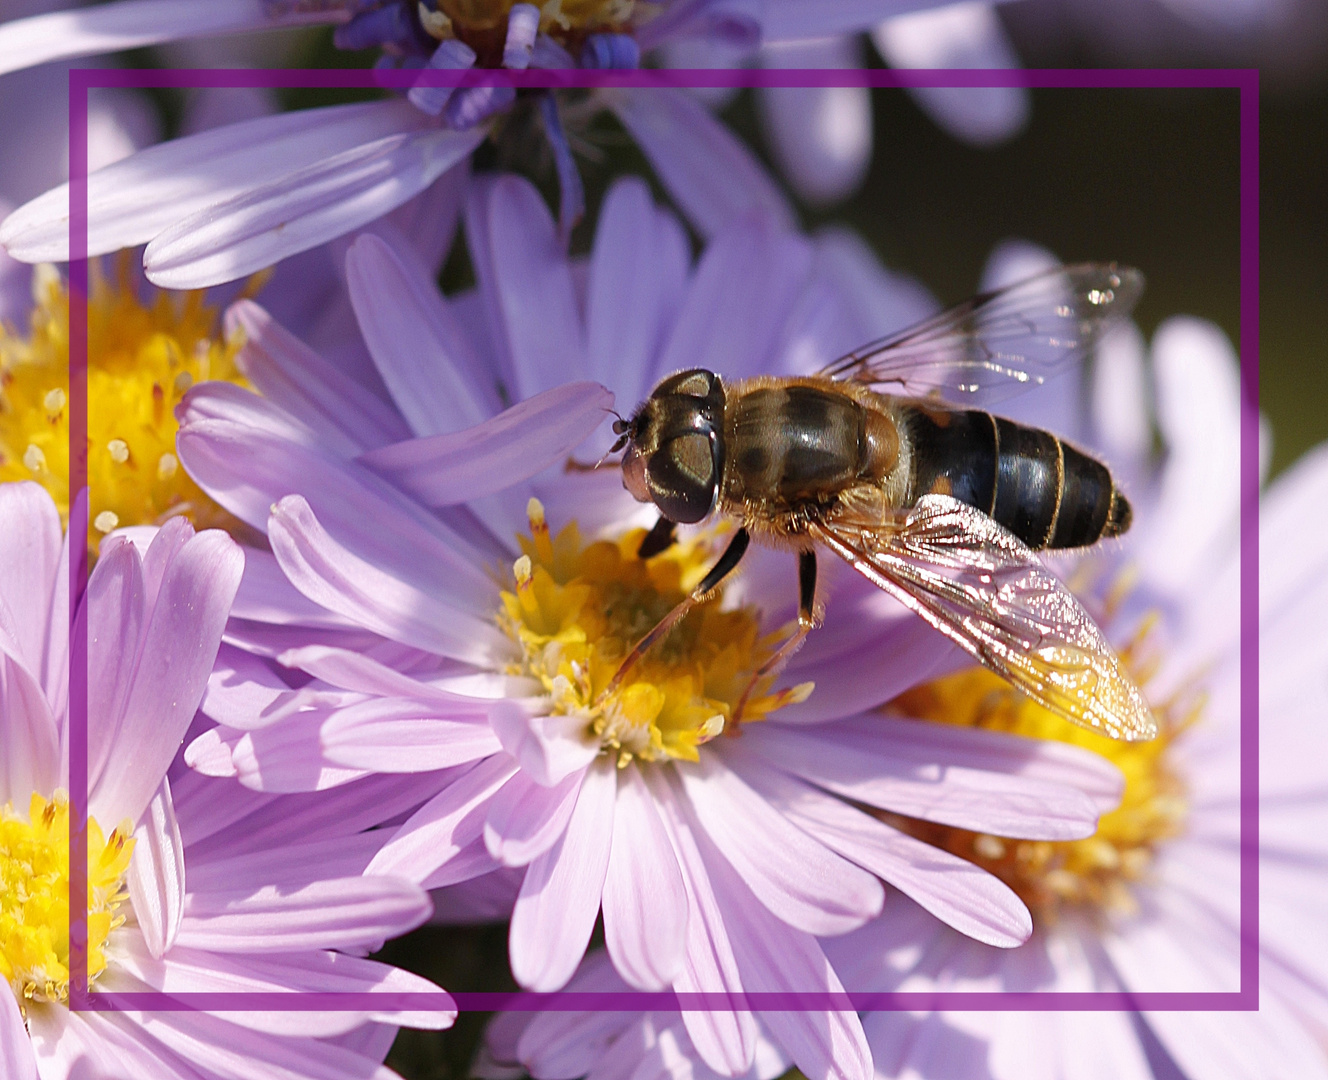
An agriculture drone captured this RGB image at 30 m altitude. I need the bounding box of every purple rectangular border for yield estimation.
[67,66,1258,1015]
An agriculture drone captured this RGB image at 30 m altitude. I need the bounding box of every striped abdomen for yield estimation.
[904,405,1131,550]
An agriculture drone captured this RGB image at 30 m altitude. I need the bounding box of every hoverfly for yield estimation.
[606,263,1156,742]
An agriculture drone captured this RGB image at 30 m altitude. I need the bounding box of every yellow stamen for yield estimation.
[0,257,251,554]
[0,793,134,1011]
[498,505,809,765]
[886,613,1197,921]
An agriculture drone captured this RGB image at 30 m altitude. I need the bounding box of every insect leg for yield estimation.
[598,528,750,702]
[734,549,820,724]
[637,516,677,559]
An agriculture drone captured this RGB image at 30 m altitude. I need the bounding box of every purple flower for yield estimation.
[0,481,453,1080]
[169,176,1125,1080]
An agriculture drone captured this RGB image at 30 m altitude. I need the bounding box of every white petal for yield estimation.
[510,758,617,991]
[873,2,1029,147]
[2,99,430,263]
[145,128,484,288]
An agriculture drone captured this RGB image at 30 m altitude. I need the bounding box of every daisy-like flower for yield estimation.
[813,323,1328,1080]
[472,310,1302,1080]
[0,480,454,1080]
[169,174,1126,1080]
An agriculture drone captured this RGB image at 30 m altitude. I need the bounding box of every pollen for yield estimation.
[0,257,250,555]
[498,500,811,766]
[430,0,638,51]
[886,615,1195,921]
[0,792,134,1010]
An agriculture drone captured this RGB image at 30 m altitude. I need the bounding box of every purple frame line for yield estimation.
[66,66,1258,1016]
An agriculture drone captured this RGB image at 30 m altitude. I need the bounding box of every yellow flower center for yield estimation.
[0,259,251,554]
[887,615,1198,920]
[424,0,644,53]
[499,499,812,766]
[0,793,134,1010]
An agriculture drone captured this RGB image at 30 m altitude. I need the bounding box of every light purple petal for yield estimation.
[144,127,485,288]
[490,700,602,787]
[609,87,795,240]
[756,1,959,39]
[358,381,613,506]
[747,717,1113,839]
[91,528,243,826]
[729,746,1032,947]
[872,3,1029,146]
[675,752,884,935]
[176,875,431,953]
[189,707,369,793]
[0,976,37,1080]
[812,227,939,345]
[368,754,519,882]
[0,0,345,77]
[602,764,688,990]
[225,298,411,452]
[322,698,502,771]
[27,1007,178,1080]
[344,231,500,436]
[265,496,507,665]
[585,177,691,414]
[480,174,587,398]
[1,99,431,263]
[384,142,470,273]
[757,38,871,206]
[484,767,584,867]
[0,481,63,676]
[186,832,385,894]
[509,758,616,991]
[657,215,813,380]
[127,777,186,958]
[647,771,757,1076]
[513,953,637,1076]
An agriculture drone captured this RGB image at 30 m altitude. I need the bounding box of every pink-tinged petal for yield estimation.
[0,481,62,675]
[873,3,1029,147]
[0,0,345,77]
[730,748,1032,947]
[758,38,871,206]
[265,495,507,664]
[201,644,333,732]
[647,771,757,1076]
[368,754,519,881]
[0,979,37,1080]
[1139,317,1242,598]
[187,833,385,894]
[91,529,242,826]
[80,535,143,801]
[602,764,688,990]
[510,758,616,991]
[272,644,495,710]
[127,777,186,958]
[490,700,602,787]
[144,128,484,288]
[176,874,431,953]
[42,486,77,714]
[323,697,502,772]
[1,99,430,263]
[345,231,499,436]
[229,545,361,629]
[480,174,587,398]
[609,88,794,241]
[484,767,584,867]
[749,717,1112,839]
[138,514,197,615]
[27,1006,181,1080]
[513,953,637,1076]
[585,177,690,410]
[420,833,505,889]
[359,381,613,506]
[4,662,60,808]
[1146,995,1328,1080]
[657,215,813,381]
[675,752,884,936]
[224,299,411,452]
[192,708,369,793]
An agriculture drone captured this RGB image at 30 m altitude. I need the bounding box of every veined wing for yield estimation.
[811,494,1156,741]
[818,263,1144,407]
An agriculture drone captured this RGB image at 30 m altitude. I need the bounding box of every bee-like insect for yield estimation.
[608,263,1156,741]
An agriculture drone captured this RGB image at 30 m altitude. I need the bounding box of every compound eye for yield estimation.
[647,432,718,523]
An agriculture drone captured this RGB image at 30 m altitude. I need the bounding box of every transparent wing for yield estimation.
[818,263,1144,407]
[812,494,1156,741]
